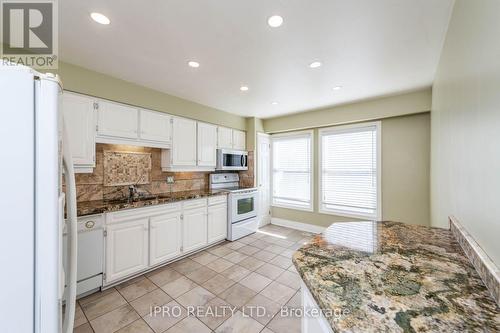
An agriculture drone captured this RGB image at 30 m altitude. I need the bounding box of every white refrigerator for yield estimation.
[0,64,78,333]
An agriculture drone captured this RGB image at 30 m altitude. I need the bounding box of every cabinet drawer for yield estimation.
[182,198,207,210]
[208,195,227,206]
[106,202,181,224]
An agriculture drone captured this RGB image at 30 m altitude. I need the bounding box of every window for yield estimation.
[319,122,381,219]
[272,131,313,211]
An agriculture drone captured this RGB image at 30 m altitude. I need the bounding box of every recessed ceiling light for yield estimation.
[271,101,278,105]
[333,86,342,90]
[90,12,110,25]
[309,61,322,68]
[240,86,249,91]
[188,61,200,68]
[268,15,283,28]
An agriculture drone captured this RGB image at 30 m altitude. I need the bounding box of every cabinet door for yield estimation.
[150,212,182,266]
[105,219,148,283]
[62,93,96,168]
[197,122,217,167]
[208,204,227,243]
[217,127,233,149]
[140,109,172,143]
[97,100,138,139]
[232,130,246,150]
[182,207,208,253]
[172,117,197,165]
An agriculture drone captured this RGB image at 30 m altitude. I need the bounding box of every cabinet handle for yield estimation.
[85,221,95,229]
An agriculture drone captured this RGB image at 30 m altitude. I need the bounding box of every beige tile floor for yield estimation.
[74,224,315,333]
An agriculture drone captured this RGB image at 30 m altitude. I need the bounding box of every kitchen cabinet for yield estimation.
[149,212,182,266]
[217,126,233,149]
[171,117,197,166]
[103,196,227,285]
[139,109,172,145]
[218,127,246,150]
[105,218,149,283]
[207,203,227,243]
[96,100,139,140]
[232,129,246,150]
[61,92,96,173]
[182,207,208,253]
[197,122,217,167]
[162,119,219,171]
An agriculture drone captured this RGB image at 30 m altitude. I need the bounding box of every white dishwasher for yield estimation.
[63,214,104,297]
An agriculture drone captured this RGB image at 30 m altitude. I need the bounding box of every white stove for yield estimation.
[209,173,258,241]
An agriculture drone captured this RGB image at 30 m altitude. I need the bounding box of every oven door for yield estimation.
[217,149,248,170]
[230,190,258,223]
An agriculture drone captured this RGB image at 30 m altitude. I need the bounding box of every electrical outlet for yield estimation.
[166,176,175,184]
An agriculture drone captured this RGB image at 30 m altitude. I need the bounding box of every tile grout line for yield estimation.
[79,225,307,333]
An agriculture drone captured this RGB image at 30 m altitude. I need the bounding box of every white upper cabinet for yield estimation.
[149,212,182,266]
[218,127,246,150]
[233,130,246,150]
[139,109,172,145]
[171,117,197,166]
[62,92,96,172]
[96,100,139,140]
[197,122,217,167]
[217,127,233,149]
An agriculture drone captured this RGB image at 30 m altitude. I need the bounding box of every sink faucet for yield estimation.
[128,185,137,202]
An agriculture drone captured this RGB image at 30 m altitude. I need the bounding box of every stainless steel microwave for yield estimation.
[216,149,248,170]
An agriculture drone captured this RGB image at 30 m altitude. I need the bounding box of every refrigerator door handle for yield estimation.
[61,119,78,333]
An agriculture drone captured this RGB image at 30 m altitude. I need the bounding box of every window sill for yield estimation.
[272,203,313,213]
[318,207,379,221]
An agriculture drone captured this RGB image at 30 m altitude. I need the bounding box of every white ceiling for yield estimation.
[59,0,454,118]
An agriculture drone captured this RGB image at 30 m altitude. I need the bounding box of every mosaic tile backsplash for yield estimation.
[103,151,151,186]
[74,144,254,202]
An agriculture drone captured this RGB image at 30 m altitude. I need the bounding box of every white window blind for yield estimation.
[272,132,313,210]
[320,123,380,219]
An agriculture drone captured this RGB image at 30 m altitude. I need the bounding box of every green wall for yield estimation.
[267,92,432,228]
[431,0,500,266]
[55,62,246,130]
[263,88,431,133]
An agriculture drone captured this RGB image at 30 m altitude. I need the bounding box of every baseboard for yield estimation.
[271,217,325,234]
[449,216,499,306]
[258,215,271,227]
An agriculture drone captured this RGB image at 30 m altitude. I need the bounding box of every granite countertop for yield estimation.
[293,221,500,332]
[76,190,227,217]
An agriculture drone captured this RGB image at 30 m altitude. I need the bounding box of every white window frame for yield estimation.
[318,121,382,220]
[271,130,314,212]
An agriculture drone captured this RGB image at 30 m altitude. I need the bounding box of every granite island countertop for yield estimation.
[292,221,500,332]
[76,190,227,217]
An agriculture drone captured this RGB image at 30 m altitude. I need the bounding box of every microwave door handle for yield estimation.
[241,155,244,167]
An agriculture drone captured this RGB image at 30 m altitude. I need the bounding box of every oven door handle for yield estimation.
[232,190,257,197]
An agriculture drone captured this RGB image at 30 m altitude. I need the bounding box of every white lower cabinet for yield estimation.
[105,219,149,283]
[208,203,227,243]
[149,212,182,266]
[182,207,208,253]
[104,196,227,285]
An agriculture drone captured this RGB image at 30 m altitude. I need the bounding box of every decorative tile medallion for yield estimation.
[103,151,152,186]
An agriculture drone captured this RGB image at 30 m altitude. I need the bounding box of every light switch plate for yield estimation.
[166,176,175,184]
